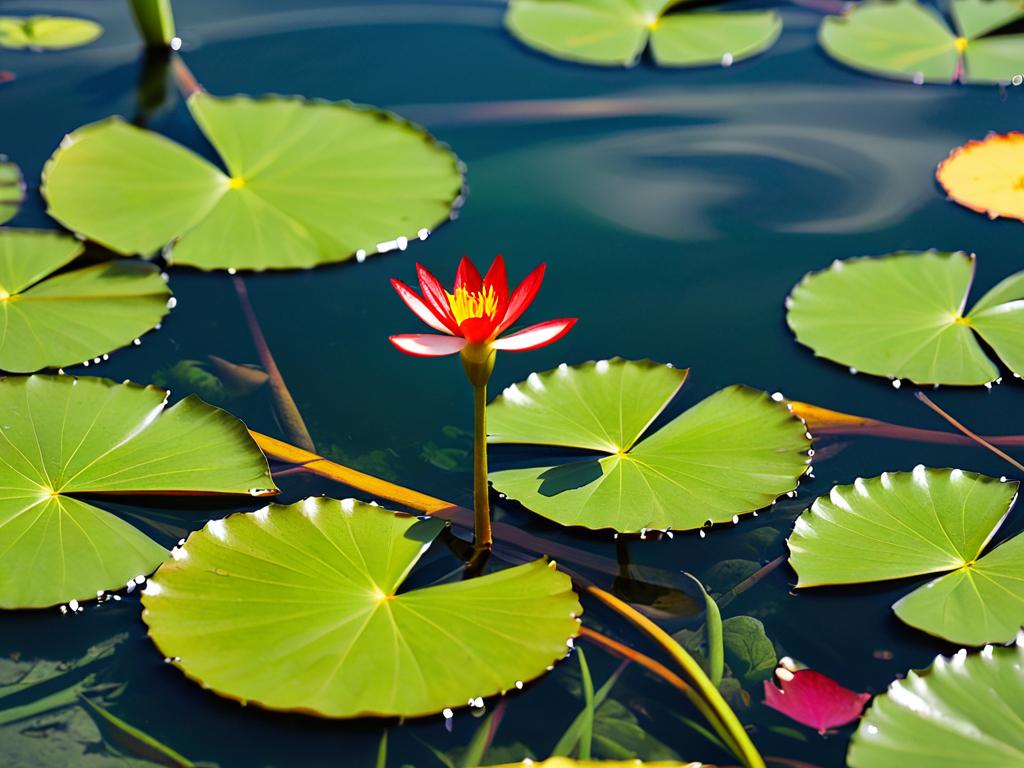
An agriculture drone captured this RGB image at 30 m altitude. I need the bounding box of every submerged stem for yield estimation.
[916,392,1024,474]
[472,382,493,552]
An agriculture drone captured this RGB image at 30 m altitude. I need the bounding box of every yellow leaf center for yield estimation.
[228,177,246,190]
[447,285,499,326]
[954,37,968,53]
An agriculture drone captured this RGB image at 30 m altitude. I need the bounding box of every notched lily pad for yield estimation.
[488,358,811,533]
[788,467,1024,645]
[0,229,171,372]
[0,156,25,224]
[820,0,1024,84]
[0,15,102,50]
[42,93,464,272]
[141,497,582,719]
[786,251,1024,386]
[0,374,276,609]
[848,635,1024,767]
[937,132,1024,223]
[505,0,781,68]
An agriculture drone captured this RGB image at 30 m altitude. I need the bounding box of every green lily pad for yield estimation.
[0,157,24,224]
[0,15,102,50]
[788,467,1024,646]
[819,0,1024,84]
[505,0,781,68]
[487,359,811,533]
[786,251,1024,386]
[41,93,464,272]
[0,229,172,373]
[141,498,581,718]
[848,635,1024,768]
[0,374,276,609]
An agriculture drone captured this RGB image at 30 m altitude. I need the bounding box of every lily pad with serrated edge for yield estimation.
[0,374,276,609]
[0,229,172,372]
[41,92,464,272]
[847,635,1024,768]
[141,497,581,718]
[505,0,782,68]
[487,358,811,534]
[0,15,102,50]
[937,132,1024,223]
[788,467,1024,646]
[0,156,24,224]
[786,251,1024,386]
[819,0,1024,84]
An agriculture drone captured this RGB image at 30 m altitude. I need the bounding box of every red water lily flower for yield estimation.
[390,255,576,357]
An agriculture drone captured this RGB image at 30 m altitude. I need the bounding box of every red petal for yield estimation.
[454,256,483,294]
[498,262,546,334]
[492,318,576,352]
[416,263,460,335]
[763,669,871,734]
[390,334,467,357]
[484,254,509,306]
[391,279,452,335]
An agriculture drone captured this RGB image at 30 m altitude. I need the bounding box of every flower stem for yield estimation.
[472,381,493,551]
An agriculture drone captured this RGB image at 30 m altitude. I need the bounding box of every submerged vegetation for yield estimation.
[0,0,1022,767]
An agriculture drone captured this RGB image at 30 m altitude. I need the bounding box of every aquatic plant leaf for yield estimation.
[505,0,780,68]
[788,468,1024,645]
[0,15,102,50]
[0,157,24,224]
[763,669,870,734]
[819,0,1024,84]
[937,132,1024,223]
[848,636,1024,768]
[0,230,171,372]
[0,374,275,609]
[141,498,581,718]
[42,93,463,271]
[78,694,197,767]
[488,359,810,533]
[722,616,776,687]
[786,251,1024,386]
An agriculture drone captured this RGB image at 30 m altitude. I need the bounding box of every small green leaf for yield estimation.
[42,93,464,272]
[0,374,275,609]
[788,467,1024,645]
[721,616,775,687]
[0,156,24,224]
[505,0,780,68]
[488,359,810,533]
[0,229,171,372]
[0,15,102,50]
[787,251,1024,386]
[142,498,581,718]
[848,635,1024,767]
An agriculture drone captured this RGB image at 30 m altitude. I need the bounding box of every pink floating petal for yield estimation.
[763,669,870,734]
[389,334,467,357]
[492,318,576,352]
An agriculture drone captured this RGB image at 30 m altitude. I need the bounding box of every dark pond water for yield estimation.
[1,0,1023,766]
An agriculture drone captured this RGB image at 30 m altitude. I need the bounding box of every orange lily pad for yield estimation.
[936,132,1024,222]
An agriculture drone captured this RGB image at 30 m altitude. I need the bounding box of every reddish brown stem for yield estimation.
[915,392,1024,474]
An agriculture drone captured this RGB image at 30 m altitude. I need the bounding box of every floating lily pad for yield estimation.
[819,0,1024,84]
[0,374,276,609]
[937,132,1024,223]
[141,498,581,718]
[0,157,24,224]
[786,251,1024,386]
[848,635,1024,767]
[788,467,1024,645]
[42,93,464,271]
[505,0,781,68]
[488,359,810,533]
[0,15,102,50]
[0,230,171,372]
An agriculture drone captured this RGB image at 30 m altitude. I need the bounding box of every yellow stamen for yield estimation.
[447,285,499,326]
[228,177,246,190]
[954,37,968,53]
